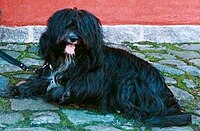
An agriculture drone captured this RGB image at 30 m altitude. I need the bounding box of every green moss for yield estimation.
[16,111,32,127]
[145,56,163,62]
[58,110,73,127]
[124,42,140,51]
[0,98,10,110]
[137,41,160,48]
[140,49,167,54]
[162,43,183,51]
[56,110,87,131]
[17,51,30,61]
[0,42,9,46]
[183,101,197,112]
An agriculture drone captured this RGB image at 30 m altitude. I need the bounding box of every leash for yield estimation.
[0,49,37,73]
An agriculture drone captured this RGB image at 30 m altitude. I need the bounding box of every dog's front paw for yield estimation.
[46,87,71,104]
[0,86,18,98]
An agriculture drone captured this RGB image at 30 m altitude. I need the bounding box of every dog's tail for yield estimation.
[143,113,191,127]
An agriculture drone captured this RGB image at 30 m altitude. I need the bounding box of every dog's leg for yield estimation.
[0,64,52,98]
[0,78,49,98]
[45,86,71,104]
[99,95,110,114]
[116,75,166,118]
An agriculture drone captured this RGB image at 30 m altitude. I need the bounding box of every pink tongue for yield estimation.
[64,44,75,55]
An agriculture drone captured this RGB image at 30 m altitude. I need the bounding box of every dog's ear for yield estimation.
[76,10,104,48]
[39,32,55,65]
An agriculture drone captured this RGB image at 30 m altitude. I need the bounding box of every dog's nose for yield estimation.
[68,32,79,43]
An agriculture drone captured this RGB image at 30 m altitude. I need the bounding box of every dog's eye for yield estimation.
[70,24,76,29]
[65,24,76,30]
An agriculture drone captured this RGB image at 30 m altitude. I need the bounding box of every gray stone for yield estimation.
[0,75,9,90]
[131,43,167,51]
[169,50,200,60]
[144,26,177,43]
[0,124,7,128]
[164,76,177,84]
[177,65,200,77]
[103,25,142,44]
[14,74,32,79]
[153,63,185,75]
[85,125,122,131]
[183,79,196,89]
[10,98,59,111]
[169,86,194,102]
[120,126,134,130]
[179,44,200,51]
[1,25,200,43]
[21,58,43,66]
[31,111,61,124]
[0,26,30,43]
[62,109,115,125]
[195,110,200,115]
[28,45,39,53]
[0,113,24,124]
[0,44,27,51]
[132,43,152,48]
[144,25,200,43]
[4,127,52,131]
[145,53,176,60]
[0,58,10,65]
[189,59,200,67]
[32,26,46,42]
[0,51,20,65]
[159,60,187,66]
[60,127,72,131]
[192,115,200,125]
[4,51,21,59]
[152,126,194,131]
[139,46,166,51]
[197,102,200,109]
[133,52,146,60]
[28,53,41,59]
[0,64,21,73]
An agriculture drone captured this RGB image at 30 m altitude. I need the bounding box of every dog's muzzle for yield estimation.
[64,32,79,55]
[66,32,79,43]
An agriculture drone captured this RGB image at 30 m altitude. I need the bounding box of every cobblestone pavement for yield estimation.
[0,42,199,131]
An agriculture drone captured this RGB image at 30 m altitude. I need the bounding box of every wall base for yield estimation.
[1,25,200,44]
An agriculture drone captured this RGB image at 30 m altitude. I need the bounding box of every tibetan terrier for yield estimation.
[1,8,191,127]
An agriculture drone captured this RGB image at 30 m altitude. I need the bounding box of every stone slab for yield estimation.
[189,59,200,67]
[159,59,187,66]
[0,113,24,125]
[30,111,61,124]
[4,127,52,131]
[85,125,122,131]
[169,86,194,101]
[177,65,200,77]
[153,63,185,75]
[169,50,200,60]
[179,44,200,51]
[10,98,59,111]
[152,126,193,131]
[0,75,9,90]
[62,109,115,125]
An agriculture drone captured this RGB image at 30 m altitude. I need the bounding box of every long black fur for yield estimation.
[0,8,191,127]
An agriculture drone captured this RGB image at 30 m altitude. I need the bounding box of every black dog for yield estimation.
[1,8,191,127]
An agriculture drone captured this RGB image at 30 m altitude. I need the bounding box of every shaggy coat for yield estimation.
[1,8,191,127]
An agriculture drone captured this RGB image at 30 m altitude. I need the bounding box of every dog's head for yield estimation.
[39,8,104,66]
